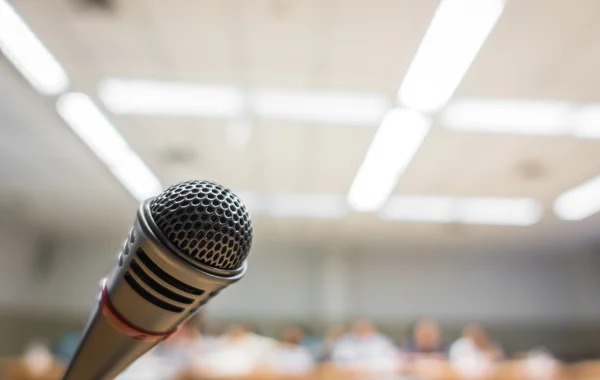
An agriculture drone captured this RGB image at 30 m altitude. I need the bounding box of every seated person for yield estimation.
[330,318,399,373]
[265,325,315,375]
[449,324,503,378]
[189,323,277,377]
[401,318,447,359]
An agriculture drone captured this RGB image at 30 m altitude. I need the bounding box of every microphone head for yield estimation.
[149,180,252,271]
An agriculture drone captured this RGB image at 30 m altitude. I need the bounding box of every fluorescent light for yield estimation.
[398,0,505,112]
[441,99,574,135]
[111,152,163,202]
[380,196,454,222]
[381,196,541,226]
[347,108,431,212]
[266,193,346,219]
[554,175,600,221]
[57,93,162,201]
[0,0,69,95]
[572,105,600,139]
[457,197,541,226]
[250,87,389,126]
[98,78,244,117]
[229,192,347,219]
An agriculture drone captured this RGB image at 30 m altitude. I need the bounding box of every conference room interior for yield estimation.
[2,0,600,379]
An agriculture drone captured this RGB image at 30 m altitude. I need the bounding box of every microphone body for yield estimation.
[63,181,252,380]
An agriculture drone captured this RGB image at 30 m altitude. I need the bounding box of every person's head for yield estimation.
[413,318,441,350]
[279,325,304,346]
[463,324,491,349]
[351,318,378,339]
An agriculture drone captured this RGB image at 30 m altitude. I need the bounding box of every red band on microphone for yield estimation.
[98,278,180,342]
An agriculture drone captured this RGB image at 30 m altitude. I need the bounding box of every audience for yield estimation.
[23,316,586,379]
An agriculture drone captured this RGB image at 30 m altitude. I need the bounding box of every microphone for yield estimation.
[62,180,253,380]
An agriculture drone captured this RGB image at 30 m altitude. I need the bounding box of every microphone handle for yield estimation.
[62,305,157,380]
[62,280,176,380]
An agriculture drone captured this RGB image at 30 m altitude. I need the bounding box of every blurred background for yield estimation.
[2,0,600,378]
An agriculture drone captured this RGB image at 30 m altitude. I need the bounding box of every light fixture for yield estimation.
[56,93,162,201]
[250,87,389,126]
[440,99,574,135]
[554,175,600,221]
[347,108,431,212]
[380,196,454,222]
[98,78,244,117]
[397,0,505,112]
[265,193,346,219]
[229,192,346,219]
[382,195,541,226]
[0,0,69,95]
[457,197,541,226]
[572,105,600,139]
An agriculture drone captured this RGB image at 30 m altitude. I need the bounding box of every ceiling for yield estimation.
[3,0,600,251]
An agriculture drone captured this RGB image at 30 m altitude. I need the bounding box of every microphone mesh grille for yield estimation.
[150,180,252,270]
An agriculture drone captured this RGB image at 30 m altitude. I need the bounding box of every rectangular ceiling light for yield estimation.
[56,92,162,201]
[457,197,541,226]
[250,87,389,126]
[266,193,347,219]
[98,78,244,117]
[347,108,431,212]
[380,196,454,222]
[381,195,541,226]
[554,175,600,221]
[397,0,505,113]
[572,105,600,139]
[0,0,69,95]
[440,99,574,135]
[230,192,346,219]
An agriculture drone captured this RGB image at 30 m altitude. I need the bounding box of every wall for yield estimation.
[1,232,600,356]
[7,238,600,324]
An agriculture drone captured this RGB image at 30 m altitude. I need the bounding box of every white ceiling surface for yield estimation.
[3,0,600,249]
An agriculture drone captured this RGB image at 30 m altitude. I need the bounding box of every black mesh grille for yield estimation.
[150,180,253,270]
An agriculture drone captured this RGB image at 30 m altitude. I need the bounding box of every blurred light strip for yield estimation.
[266,193,347,219]
[398,0,505,112]
[0,0,69,95]
[554,175,600,221]
[56,93,162,201]
[381,196,541,226]
[379,196,454,223]
[232,192,347,219]
[441,99,600,138]
[441,99,573,135]
[98,78,244,117]
[250,87,389,126]
[347,108,431,212]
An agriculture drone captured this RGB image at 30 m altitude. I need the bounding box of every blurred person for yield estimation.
[331,318,400,373]
[264,325,315,376]
[449,324,503,362]
[449,324,503,378]
[317,324,346,362]
[120,316,205,379]
[189,323,277,377]
[402,318,447,359]
[522,347,562,380]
